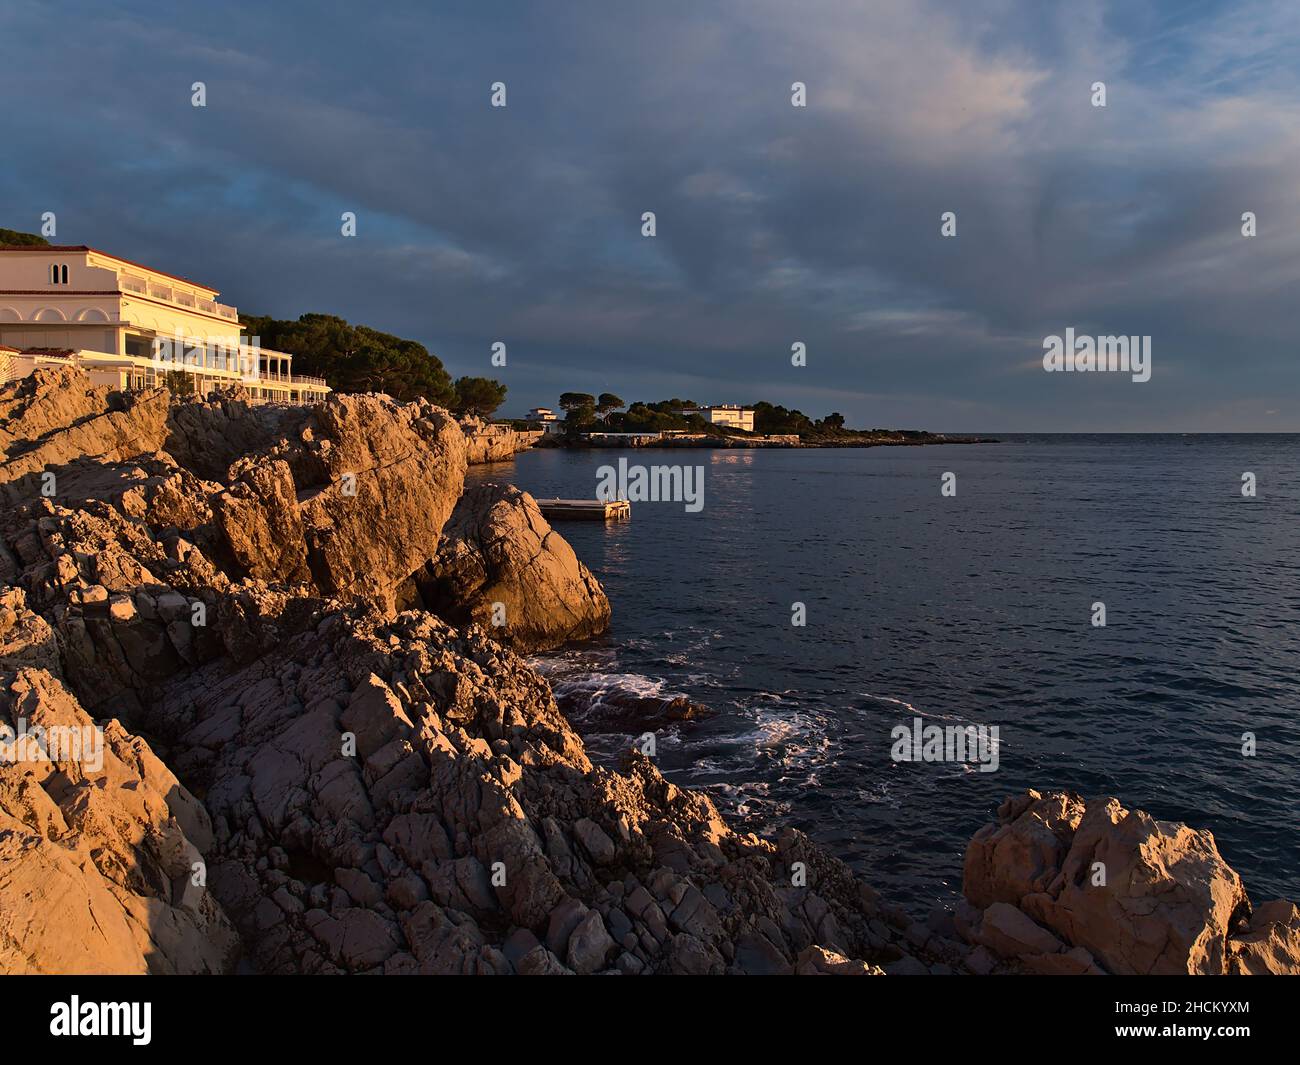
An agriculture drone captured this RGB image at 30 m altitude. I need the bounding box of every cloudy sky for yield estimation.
[3,0,1298,430]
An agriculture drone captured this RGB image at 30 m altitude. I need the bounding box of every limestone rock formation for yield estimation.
[459,416,541,465]
[105,603,903,975]
[0,666,239,974]
[960,789,1297,975]
[3,369,1294,977]
[0,366,109,456]
[295,392,467,608]
[4,369,901,977]
[0,367,171,491]
[414,483,611,652]
[163,386,295,480]
[1227,900,1300,975]
[0,374,471,718]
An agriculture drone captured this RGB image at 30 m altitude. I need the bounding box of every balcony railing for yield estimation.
[121,274,238,320]
[258,374,328,387]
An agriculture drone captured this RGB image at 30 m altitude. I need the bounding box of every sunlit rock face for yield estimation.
[4,370,1294,976]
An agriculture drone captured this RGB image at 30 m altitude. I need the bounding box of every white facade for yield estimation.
[527,406,559,421]
[696,405,755,432]
[0,245,329,403]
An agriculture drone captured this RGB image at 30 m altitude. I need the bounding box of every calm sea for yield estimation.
[468,436,1300,912]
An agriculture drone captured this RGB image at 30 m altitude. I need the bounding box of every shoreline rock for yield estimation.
[1,369,1293,975]
[956,789,1297,975]
[459,416,542,464]
[411,483,611,653]
[552,685,714,734]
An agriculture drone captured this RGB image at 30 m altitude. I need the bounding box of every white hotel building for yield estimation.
[0,245,329,403]
[671,404,756,432]
[698,404,755,432]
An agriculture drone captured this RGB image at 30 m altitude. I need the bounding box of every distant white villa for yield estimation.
[526,406,568,435]
[675,404,755,432]
[0,244,329,403]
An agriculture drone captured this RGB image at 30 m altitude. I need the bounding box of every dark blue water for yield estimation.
[468,437,1300,912]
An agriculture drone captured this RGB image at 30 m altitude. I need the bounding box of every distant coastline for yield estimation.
[512,396,998,451]
[534,429,998,450]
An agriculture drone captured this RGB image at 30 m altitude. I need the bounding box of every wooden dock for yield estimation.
[536,498,631,521]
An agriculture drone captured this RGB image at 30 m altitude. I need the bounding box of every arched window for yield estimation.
[61,264,68,284]
[49,264,69,284]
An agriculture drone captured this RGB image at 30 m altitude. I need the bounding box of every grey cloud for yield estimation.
[2,0,1299,428]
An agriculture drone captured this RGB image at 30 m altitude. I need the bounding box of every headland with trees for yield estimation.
[519,392,993,448]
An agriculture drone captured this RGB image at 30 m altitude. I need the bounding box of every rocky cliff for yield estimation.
[459,416,542,465]
[1,369,1295,975]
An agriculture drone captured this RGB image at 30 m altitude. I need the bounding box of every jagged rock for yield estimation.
[0,366,108,452]
[0,588,59,673]
[0,370,170,493]
[734,931,794,974]
[883,954,929,975]
[459,416,540,464]
[666,932,725,975]
[0,667,238,974]
[163,387,295,480]
[7,370,1290,979]
[546,897,590,955]
[965,790,1257,975]
[414,483,610,652]
[963,789,1084,909]
[212,459,310,583]
[292,393,466,602]
[143,607,892,976]
[573,817,617,864]
[1227,900,1300,975]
